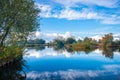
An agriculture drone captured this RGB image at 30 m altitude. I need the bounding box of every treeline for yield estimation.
[26,33,120,59]
[27,33,120,49]
[72,33,120,50]
[50,33,120,49]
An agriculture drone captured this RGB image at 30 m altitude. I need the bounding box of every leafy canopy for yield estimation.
[0,0,39,47]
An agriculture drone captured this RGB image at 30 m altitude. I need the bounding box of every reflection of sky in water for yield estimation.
[24,48,120,80]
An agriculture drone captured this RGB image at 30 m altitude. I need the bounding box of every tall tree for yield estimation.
[99,33,113,48]
[0,0,39,47]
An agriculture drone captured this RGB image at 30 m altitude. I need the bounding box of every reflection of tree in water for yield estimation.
[35,45,45,51]
[102,47,117,59]
[27,46,45,51]
[52,45,96,54]
[118,48,120,52]
[53,46,120,59]
[53,45,65,51]
[0,59,26,80]
[66,47,74,53]
[28,45,120,59]
[72,46,97,54]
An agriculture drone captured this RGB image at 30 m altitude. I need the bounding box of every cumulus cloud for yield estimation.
[58,8,101,20]
[35,31,74,42]
[36,3,120,24]
[91,35,102,41]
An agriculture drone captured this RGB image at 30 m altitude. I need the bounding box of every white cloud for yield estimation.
[101,16,120,24]
[38,5,103,20]
[37,3,120,24]
[29,31,120,42]
[58,8,101,20]
[54,0,119,8]
[35,31,40,38]
[35,31,74,41]
[91,35,102,41]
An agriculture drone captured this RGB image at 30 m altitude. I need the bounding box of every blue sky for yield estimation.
[35,0,120,40]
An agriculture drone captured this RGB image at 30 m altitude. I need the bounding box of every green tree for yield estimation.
[53,38,65,48]
[35,39,46,44]
[77,39,83,43]
[99,33,113,48]
[83,37,92,49]
[66,37,76,44]
[0,0,39,48]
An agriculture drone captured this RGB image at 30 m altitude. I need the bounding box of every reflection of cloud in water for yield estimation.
[93,49,102,54]
[25,48,72,58]
[27,70,98,80]
[24,48,120,59]
[103,64,120,70]
[114,52,120,55]
[27,65,120,80]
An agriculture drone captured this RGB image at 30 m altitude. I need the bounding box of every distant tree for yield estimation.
[99,33,113,48]
[66,37,76,44]
[83,37,92,43]
[53,38,65,48]
[113,40,120,46]
[90,39,98,46]
[83,37,92,49]
[0,0,39,48]
[35,39,46,44]
[77,39,83,43]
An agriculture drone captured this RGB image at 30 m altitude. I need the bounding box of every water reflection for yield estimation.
[25,47,72,58]
[0,59,27,80]
[27,67,120,80]
[23,46,120,80]
[25,46,120,59]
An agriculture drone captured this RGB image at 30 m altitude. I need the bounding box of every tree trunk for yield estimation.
[0,27,10,48]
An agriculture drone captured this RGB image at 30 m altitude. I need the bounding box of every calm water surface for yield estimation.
[23,47,120,80]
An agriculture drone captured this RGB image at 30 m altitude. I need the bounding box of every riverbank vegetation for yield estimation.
[0,0,39,67]
[28,33,120,50]
[27,33,120,58]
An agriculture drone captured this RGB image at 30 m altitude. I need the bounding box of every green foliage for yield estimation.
[66,37,76,44]
[0,0,39,47]
[0,46,23,60]
[53,38,65,48]
[77,39,82,43]
[0,0,39,66]
[99,33,113,48]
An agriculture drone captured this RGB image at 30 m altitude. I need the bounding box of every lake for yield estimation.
[23,47,120,80]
